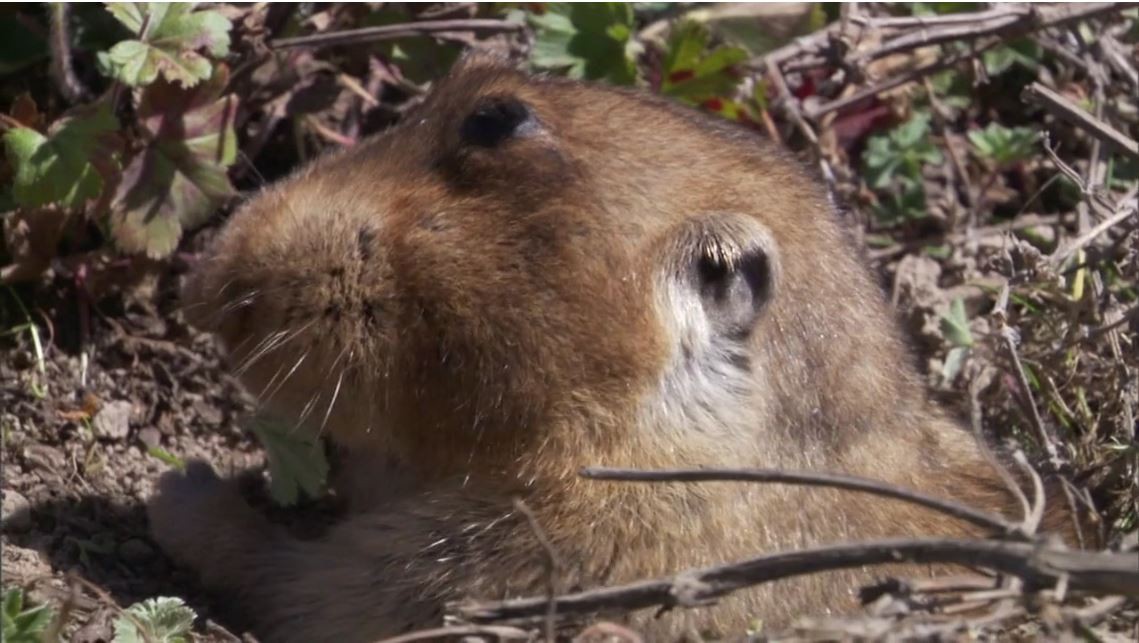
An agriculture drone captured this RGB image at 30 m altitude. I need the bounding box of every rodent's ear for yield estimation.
[460,95,539,148]
[660,214,780,340]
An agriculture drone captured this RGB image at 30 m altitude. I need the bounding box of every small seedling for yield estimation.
[862,112,943,224]
[969,123,1038,167]
[940,298,974,381]
[112,596,197,643]
[1,588,55,643]
[147,446,186,471]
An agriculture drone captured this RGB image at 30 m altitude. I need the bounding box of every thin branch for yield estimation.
[1051,184,1139,267]
[806,36,1004,120]
[998,325,1064,469]
[1010,451,1046,535]
[48,4,87,103]
[372,624,533,643]
[1022,82,1139,160]
[580,466,1022,538]
[1083,303,1139,343]
[805,3,1136,120]
[453,538,1139,625]
[270,19,525,50]
[849,3,1129,66]
[513,497,562,643]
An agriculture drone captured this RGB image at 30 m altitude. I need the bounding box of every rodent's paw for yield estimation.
[147,460,265,581]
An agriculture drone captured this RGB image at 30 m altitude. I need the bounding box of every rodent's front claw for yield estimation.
[147,460,265,583]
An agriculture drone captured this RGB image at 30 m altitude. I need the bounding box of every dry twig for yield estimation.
[581,466,1022,537]
[1023,82,1139,160]
[454,538,1139,625]
[270,19,525,50]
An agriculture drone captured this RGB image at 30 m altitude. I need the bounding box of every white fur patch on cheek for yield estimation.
[634,272,767,464]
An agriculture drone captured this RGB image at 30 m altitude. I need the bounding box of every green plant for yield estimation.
[2,2,237,279]
[660,21,749,117]
[2,588,55,643]
[862,112,943,224]
[982,38,1043,76]
[525,3,639,84]
[249,415,330,506]
[969,123,1038,167]
[1,287,46,398]
[939,297,974,381]
[113,596,197,643]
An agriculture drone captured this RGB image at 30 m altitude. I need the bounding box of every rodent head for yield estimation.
[183,55,897,475]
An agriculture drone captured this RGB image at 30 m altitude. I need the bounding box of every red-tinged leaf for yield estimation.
[702,97,724,112]
[110,69,238,258]
[667,69,695,84]
[9,94,42,129]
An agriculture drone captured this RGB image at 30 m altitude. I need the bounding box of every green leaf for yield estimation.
[103,2,231,87]
[861,111,941,209]
[2,588,55,643]
[940,298,975,348]
[942,345,970,381]
[871,182,929,224]
[527,3,638,84]
[113,596,196,643]
[3,103,121,209]
[110,68,239,258]
[968,123,1037,167]
[249,416,330,506]
[147,446,186,470]
[663,20,708,73]
[661,21,748,107]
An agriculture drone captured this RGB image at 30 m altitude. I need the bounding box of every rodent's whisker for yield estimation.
[252,321,317,405]
[292,390,322,435]
[318,368,347,439]
[233,328,292,377]
[261,350,310,407]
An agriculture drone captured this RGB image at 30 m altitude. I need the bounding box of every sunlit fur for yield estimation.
[149,55,1078,642]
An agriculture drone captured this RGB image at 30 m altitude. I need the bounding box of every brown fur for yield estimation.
[148,55,1081,641]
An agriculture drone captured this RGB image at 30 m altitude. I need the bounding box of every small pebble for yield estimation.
[93,400,133,440]
[139,426,162,449]
[22,444,64,472]
[193,399,224,426]
[1,489,32,531]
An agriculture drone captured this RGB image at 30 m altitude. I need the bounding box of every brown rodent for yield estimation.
[147,54,1078,641]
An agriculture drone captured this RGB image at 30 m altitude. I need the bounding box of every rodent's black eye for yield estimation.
[459,97,534,148]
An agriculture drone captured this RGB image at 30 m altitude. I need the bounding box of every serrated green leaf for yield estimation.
[527,3,638,84]
[861,111,941,219]
[940,298,975,348]
[249,416,330,506]
[103,3,231,87]
[113,596,196,643]
[968,123,1037,167]
[2,588,21,616]
[2,588,55,643]
[664,21,708,73]
[3,103,120,209]
[110,69,238,258]
[661,21,747,107]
